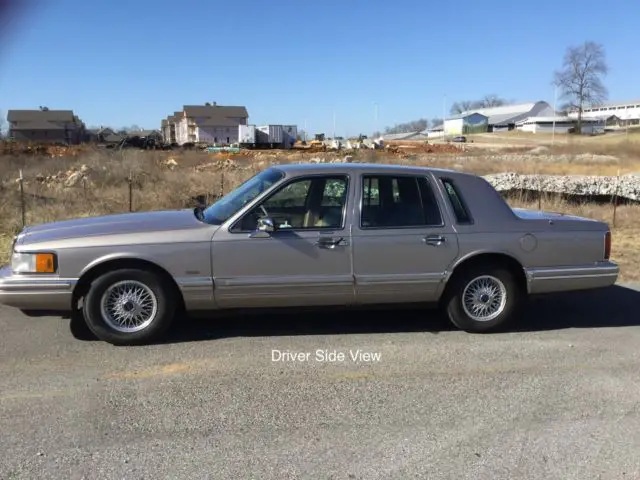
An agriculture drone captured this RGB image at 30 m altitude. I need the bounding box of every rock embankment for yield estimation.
[484,173,640,202]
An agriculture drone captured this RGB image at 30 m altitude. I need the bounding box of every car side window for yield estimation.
[233,175,348,232]
[321,179,347,207]
[264,179,311,209]
[440,178,473,224]
[360,175,443,228]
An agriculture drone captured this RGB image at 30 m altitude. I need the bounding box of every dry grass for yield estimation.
[0,142,638,282]
[467,127,640,145]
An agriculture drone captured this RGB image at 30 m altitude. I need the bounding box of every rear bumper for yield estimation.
[525,261,619,294]
[0,265,76,311]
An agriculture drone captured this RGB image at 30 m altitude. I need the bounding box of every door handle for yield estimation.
[423,235,446,246]
[314,236,346,249]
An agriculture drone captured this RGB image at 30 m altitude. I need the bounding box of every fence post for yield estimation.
[220,170,225,197]
[537,174,542,210]
[128,171,133,212]
[19,169,26,228]
[612,170,620,228]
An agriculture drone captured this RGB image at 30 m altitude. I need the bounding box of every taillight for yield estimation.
[604,231,611,260]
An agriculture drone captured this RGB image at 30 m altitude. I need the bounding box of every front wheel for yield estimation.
[444,266,523,333]
[82,268,177,345]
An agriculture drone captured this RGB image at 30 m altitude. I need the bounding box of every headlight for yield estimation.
[11,252,57,274]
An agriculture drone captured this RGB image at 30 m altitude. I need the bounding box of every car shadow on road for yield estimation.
[512,284,640,332]
[69,285,640,344]
[160,284,640,344]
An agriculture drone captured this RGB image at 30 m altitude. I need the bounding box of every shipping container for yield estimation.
[255,128,269,144]
[257,125,284,144]
[238,124,256,144]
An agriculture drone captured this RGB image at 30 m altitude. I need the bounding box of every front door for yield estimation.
[352,173,460,304]
[211,174,355,309]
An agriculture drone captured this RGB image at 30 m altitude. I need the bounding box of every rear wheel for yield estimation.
[82,268,176,345]
[444,266,523,333]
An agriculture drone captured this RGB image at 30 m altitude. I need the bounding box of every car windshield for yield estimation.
[201,168,284,225]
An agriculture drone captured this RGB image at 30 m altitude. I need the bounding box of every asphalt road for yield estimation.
[1,285,640,480]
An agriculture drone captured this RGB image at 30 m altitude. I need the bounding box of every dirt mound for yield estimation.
[0,141,89,157]
[385,142,463,155]
[18,164,94,188]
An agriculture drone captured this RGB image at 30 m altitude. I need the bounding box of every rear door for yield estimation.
[352,173,459,304]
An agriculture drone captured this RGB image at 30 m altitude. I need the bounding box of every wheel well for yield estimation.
[72,258,185,312]
[442,253,528,301]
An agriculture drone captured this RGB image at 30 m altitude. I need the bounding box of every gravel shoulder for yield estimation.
[1,284,639,479]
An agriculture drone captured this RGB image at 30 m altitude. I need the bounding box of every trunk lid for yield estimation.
[511,207,608,231]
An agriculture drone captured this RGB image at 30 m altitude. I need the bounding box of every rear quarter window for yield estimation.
[440,178,473,224]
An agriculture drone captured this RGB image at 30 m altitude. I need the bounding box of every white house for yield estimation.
[443,112,488,136]
[163,103,249,145]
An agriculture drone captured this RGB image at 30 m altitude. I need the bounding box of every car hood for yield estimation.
[18,209,208,245]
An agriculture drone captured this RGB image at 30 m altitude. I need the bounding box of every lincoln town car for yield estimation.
[0,163,618,345]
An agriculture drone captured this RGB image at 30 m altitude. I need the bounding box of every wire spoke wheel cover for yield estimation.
[100,280,158,333]
[461,275,507,322]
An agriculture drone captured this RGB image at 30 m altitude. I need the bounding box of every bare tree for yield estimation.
[430,118,443,127]
[553,41,608,133]
[122,124,142,133]
[450,96,508,115]
[449,100,476,115]
[0,110,5,138]
[383,118,428,135]
[479,94,506,108]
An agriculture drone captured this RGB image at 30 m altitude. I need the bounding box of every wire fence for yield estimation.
[12,167,626,231]
[11,166,236,231]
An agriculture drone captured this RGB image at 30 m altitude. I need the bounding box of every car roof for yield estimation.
[273,162,473,177]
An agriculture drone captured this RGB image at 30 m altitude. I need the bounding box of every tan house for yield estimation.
[7,109,87,144]
[162,103,249,145]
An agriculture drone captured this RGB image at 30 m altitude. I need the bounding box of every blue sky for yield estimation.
[1,0,638,136]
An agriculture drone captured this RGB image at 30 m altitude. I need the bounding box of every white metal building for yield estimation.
[426,125,444,138]
[443,112,488,135]
[516,116,604,134]
[568,100,640,126]
[381,131,429,141]
[453,101,555,132]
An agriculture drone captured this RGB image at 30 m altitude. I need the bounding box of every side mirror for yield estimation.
[249,217,275,238]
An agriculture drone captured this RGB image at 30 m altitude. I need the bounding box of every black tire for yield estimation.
[82,268,177,346]
[69,309,97,341]
[444,265,523,333]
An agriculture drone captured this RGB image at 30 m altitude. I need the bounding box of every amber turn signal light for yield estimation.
[34,253,56,273]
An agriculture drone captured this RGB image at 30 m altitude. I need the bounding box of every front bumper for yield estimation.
[525,261,619,294]
[0,265,77,311]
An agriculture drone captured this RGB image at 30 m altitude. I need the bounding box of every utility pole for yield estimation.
[332,110,336,139]
[552,84,557,147]
[374,102,379,137]
[442,94,447,142]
